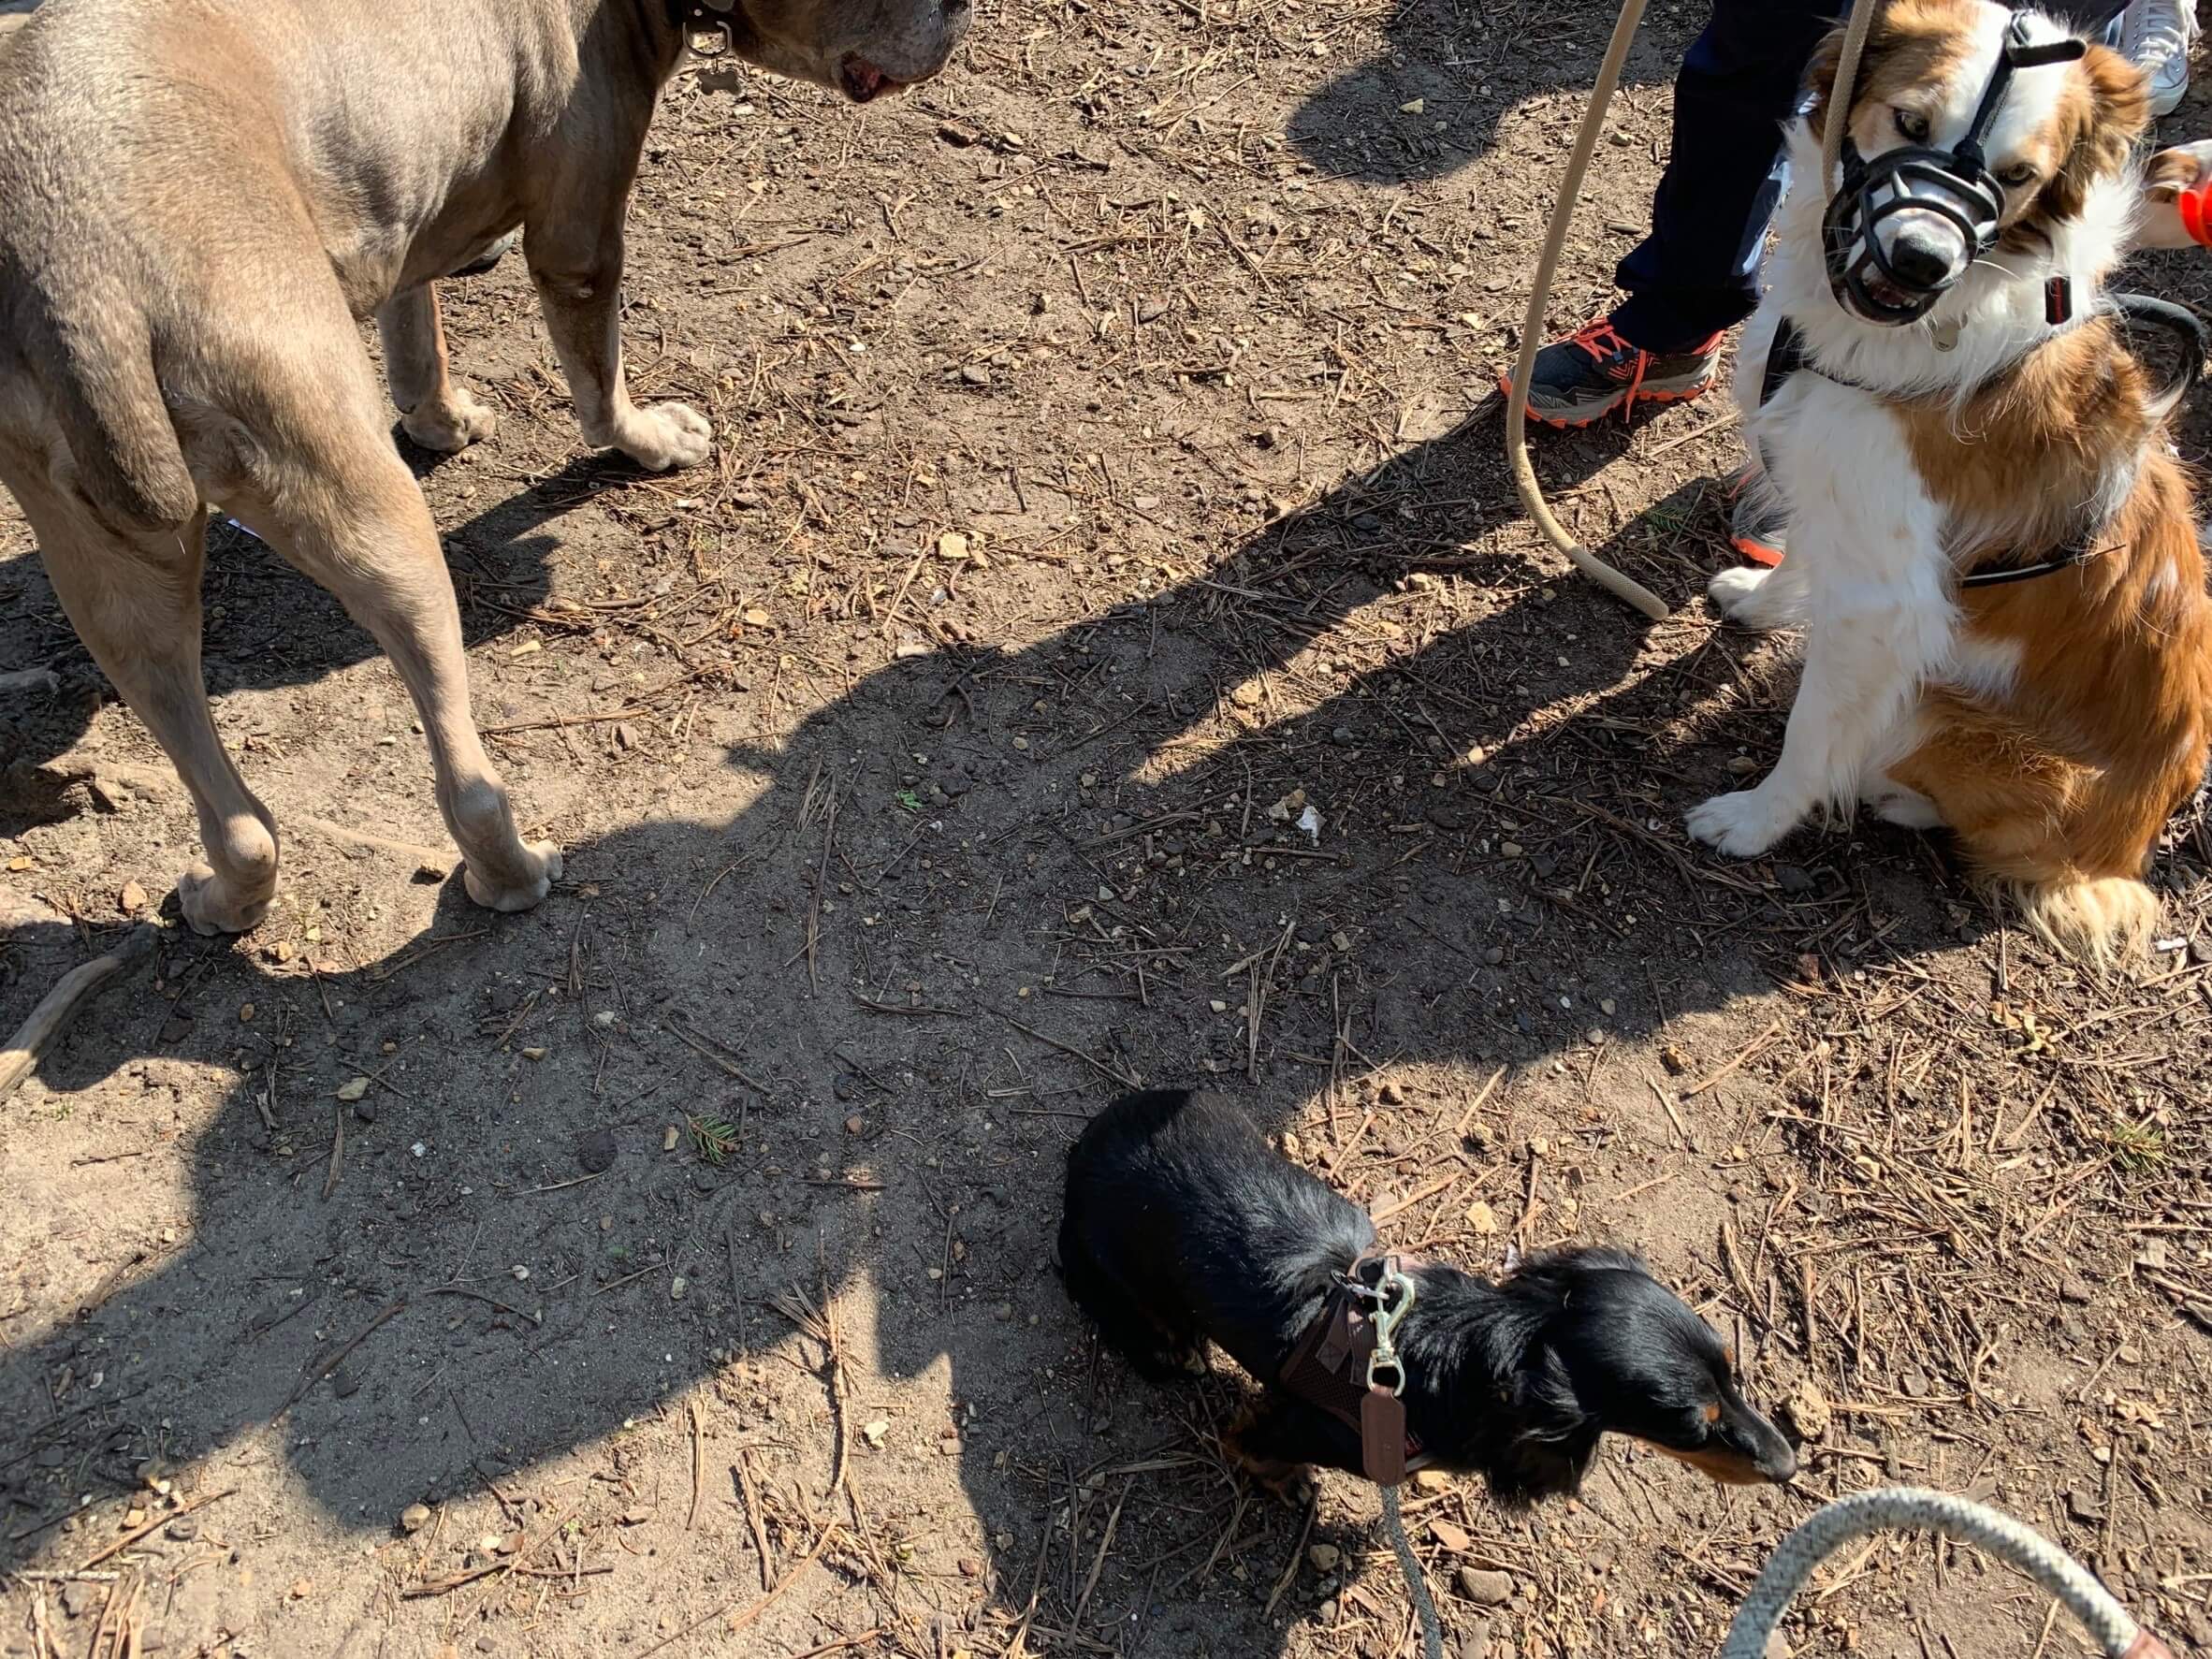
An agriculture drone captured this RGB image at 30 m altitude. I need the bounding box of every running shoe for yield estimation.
[1502,315,1724,429]
[2122,0,2198,118]
[1725,459,1788,567]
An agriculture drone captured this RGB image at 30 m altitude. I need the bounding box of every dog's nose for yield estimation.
[1884,233,1957,292]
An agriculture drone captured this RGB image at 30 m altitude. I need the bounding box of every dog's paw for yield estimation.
[177,863,274,936]
[1707,565,1796,632]
[1686,788,1797,859]
[462,840,562,914]
[402,387,499,453]
[402,389,502,455]
[616,401,713,471]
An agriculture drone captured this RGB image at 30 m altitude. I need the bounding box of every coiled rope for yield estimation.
[1722,1488,2175,1659]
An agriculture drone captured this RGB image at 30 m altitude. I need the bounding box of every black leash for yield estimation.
[1754,294,2208,588]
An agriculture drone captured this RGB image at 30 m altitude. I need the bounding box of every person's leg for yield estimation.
[1611,0,1844,353]
[1508,0,1841,427]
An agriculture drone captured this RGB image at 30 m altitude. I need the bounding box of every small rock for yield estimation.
[959,364,991,386]
[1499,841,1523,860]
[1308,1543,1342,1572]
[845,1114,865,1135]
[2067,1488,2106,1523]
[1331,726,1356,748]
[2059,1274,2095,1304]
[576,1128,618,1174]
[1466,1201,1498,1235]
[619,1506,654,1526]
[1765,1634,1792,1659]
[1413,1469,1452,1492]
[958,1557,983,1579]
[939,531,970,560]
[119,880,148,914]
[833,1074,859,1101]
[1727,754,1761,775]
[1776,865,1814,895]
[863,1419,889,1448]
[1482,946,1505,967]
[2191,936,2212,966]
[1783,1379,1831,1443]
[400,1503,431,1534]
[1457,1566,1513,1606]
[335,1075,371,1103]
[1431,1519,1471,1552]
[1230,683,1262,709]
[167,1517,200,1542]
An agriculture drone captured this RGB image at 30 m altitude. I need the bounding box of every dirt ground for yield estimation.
[6,3,2212,1657]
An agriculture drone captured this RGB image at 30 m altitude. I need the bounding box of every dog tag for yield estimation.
[1360,1386,1407,1486]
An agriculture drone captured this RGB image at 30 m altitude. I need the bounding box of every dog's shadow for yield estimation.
[0,400,2068,1655]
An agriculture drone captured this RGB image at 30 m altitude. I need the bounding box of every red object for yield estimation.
[2178,179,2212,248]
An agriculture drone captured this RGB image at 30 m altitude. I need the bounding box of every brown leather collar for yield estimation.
[1277,1251,1428,1485]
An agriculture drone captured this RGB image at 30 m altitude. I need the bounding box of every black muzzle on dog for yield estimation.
[1824,12,2086,326]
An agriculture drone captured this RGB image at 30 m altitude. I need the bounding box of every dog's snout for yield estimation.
[1884,231,1958,291]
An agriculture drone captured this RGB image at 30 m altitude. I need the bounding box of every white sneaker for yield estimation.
[2122,0,2200,118]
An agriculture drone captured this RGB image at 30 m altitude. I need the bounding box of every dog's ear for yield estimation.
[1802,0,1914,146]
[2040,44,2149,223]
[1484,1349,1599,1506]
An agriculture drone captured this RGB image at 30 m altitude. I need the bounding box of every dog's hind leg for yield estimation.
[211,331,560,915]
[377,284,499,455]
[7,474,278,934]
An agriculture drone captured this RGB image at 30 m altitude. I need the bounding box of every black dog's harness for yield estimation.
[1754,295,2209,589]
[1277,1250,1430,1485]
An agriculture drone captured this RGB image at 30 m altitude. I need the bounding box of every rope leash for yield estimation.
[1379,1483,1445,1659]
[1722,1488,2176,1659]
[1504,0,1885,619]
[1380,1485,2173,1658]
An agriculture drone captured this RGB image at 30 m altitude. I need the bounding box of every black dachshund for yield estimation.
[1058,1088,1797,1505]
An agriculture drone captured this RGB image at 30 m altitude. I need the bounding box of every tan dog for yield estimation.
[0,0,966,933]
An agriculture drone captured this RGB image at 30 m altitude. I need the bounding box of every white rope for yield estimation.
[1721,1488,2161,1659]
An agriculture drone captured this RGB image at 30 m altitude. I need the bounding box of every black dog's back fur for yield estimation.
[1060,1086,1373,1383]
[1061,1089,1797,1504]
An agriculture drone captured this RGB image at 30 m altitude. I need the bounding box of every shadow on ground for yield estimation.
[0,403,2022,1652]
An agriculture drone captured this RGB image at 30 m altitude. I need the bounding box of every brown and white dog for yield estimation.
[0,0,966,934]
[1691,0,2212,960]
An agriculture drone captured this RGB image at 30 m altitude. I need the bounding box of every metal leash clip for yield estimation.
[1363,1262,1418,1397]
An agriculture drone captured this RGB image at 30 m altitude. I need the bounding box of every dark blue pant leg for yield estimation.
[1608,0,1844,353]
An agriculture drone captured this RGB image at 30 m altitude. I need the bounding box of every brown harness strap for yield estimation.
[1276,1251,1427,1485]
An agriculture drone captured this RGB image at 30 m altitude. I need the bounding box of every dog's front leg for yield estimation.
[378,284,500,454]
[1688,396,1955,859]
[525,205,711,472]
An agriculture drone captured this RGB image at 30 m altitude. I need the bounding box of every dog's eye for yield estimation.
[1997,163,2037,188]
[1893,108,1931,143]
